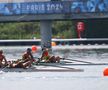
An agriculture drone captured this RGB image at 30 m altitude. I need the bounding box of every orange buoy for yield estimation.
[31,45,37,52]
[103,68,108,76]
[51,42,56,46]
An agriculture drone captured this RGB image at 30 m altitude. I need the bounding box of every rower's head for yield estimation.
[42,48,49,52]
[27,48,32,53]
[0,50,3,54]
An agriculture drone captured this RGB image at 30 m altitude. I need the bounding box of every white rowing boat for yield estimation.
[0,63,83,72]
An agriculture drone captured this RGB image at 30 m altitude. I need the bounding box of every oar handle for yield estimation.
[60,58,65,60]
[33,57,42,65]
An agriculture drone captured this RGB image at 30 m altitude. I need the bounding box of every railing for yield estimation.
[0,38,108,46]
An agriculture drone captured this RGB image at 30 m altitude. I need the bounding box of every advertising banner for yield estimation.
[0,0,108,16]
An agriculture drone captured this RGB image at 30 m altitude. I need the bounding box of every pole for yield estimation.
[40,20,52,50]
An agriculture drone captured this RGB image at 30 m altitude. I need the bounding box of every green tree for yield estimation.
[0,21,77,39]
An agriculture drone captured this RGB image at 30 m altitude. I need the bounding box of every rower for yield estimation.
[0,50,8,67]
[9,48,36,68]
[41,48,60,63]
[22,48,34,62]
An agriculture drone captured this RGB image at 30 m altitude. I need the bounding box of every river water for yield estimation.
[0,45,108,90]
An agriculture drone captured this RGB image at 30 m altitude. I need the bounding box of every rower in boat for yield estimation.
[40,48,60,63]
[8,48,36,68]
[0,50,8,67]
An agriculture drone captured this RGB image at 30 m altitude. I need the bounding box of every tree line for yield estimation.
[0,21,77,39]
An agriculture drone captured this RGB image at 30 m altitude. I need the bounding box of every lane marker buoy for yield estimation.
[103,68,108,76]
[31,45,37,52]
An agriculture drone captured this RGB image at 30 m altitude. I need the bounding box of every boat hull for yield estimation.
[0,66,83,72]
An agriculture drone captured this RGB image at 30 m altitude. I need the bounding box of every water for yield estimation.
[0,45,108,90]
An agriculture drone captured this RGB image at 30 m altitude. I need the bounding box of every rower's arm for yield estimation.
[30,53,34,60]
[29,53,36,62]
[40,52,44,60]
[3,56,8,64]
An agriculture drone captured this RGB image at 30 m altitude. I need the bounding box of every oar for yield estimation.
[39,62,83,71]
[33,57,41,65]
[60,58,94,64]
[0,65,8,74]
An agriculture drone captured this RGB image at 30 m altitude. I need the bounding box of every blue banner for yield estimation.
[21,2,67,14]
[0,3,21,15]
[0,0,108,16]
[71,0,108,13]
